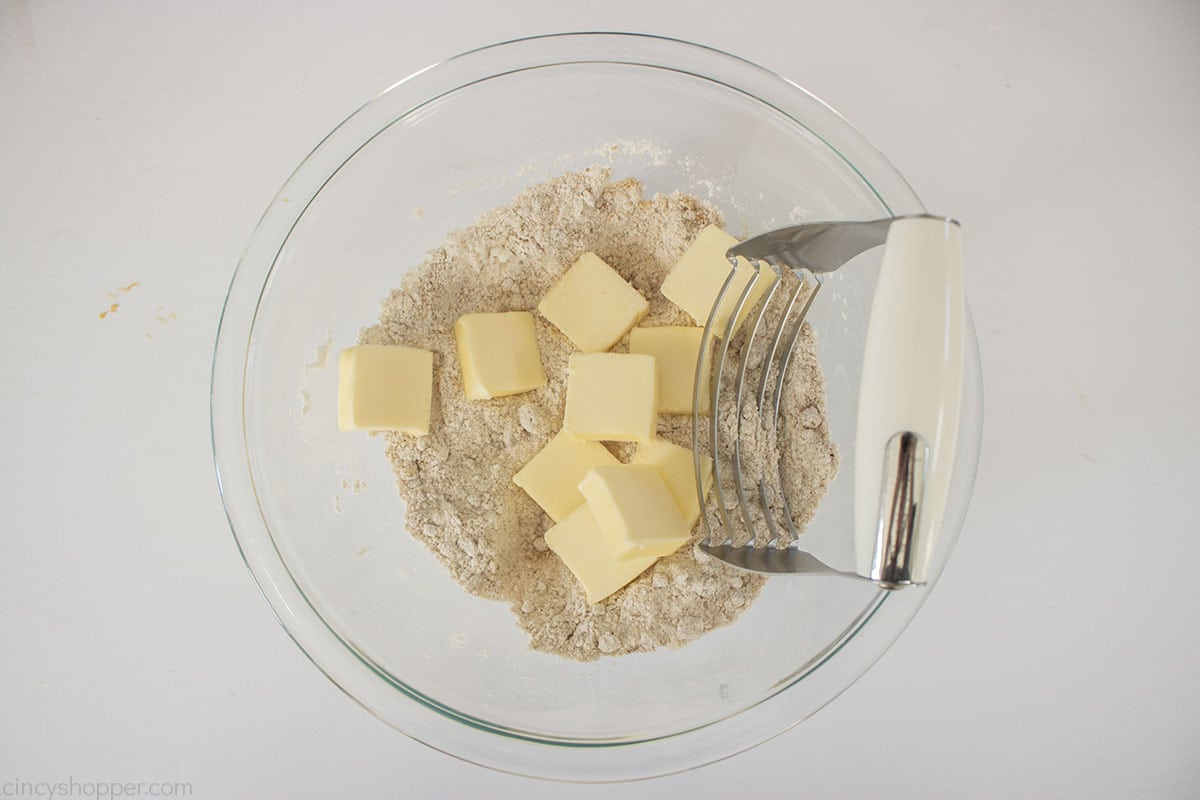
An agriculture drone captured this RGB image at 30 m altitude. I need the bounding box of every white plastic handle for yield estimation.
[854,216,964,583]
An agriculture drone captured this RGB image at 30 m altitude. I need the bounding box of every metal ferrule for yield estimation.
[870,431,929,588]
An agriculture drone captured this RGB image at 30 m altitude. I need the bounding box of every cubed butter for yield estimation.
[579,464,691,561]
[544,505,659,604]
[453,311,547,400]
[563,353,657,443]
[659,225,770,338]
[632,439,713,529]
[513,431,618,522]
[337,345,433,435]
[627,326,711,414]
[537,252,649,352]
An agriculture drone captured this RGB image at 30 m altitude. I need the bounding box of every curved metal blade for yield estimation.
[727,218,892,273]
[698,543,859,577]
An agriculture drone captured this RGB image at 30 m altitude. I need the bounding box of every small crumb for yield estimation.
[676,616,705,640]
[517,404,548,434]
[299,389,312,417]
[356,546,370,557]
[105,281,139,299]
[306,333,333,371]
[413,207,426,218]
[98,303,119,319]
[789,205,812,223]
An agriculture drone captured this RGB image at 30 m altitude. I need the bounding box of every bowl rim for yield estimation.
[211,30,981,781]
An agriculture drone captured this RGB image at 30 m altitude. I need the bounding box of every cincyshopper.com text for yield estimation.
[3,779,192,799]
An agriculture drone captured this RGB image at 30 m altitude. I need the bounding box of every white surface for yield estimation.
[2,1,1197,797]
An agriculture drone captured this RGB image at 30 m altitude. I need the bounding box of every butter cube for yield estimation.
[337,345,433,435]
[453,311,547,400]
[659,225,770,338]
[563,353,657,443]
[537,252,649,352]
[579,464,691,561]
[627,326,711,414]
[632,439,713,529]
[544,505,659,604]
[513,431,618,522]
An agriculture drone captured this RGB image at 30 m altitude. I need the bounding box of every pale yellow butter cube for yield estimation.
[513,431,618,522]
[627,326,711,414]
[659,225,770,338]
[632,439,713,529]
[453,311,547,400]
[537,252,649,352]
[544,505,659,604]
[337,345,433,435]
[563,353,657,443]
[579,464,691,561]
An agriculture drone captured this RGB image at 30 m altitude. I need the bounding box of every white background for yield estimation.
[2,1,1198,797]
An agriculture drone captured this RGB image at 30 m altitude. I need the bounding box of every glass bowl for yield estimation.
[211,32,982,781]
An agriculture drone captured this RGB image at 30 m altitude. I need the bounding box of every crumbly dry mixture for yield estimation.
[361,167,837,661]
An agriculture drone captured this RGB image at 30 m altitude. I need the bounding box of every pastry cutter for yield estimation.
[692,215,964,588]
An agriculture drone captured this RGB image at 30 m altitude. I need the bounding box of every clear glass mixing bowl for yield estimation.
[211,33,983,781]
